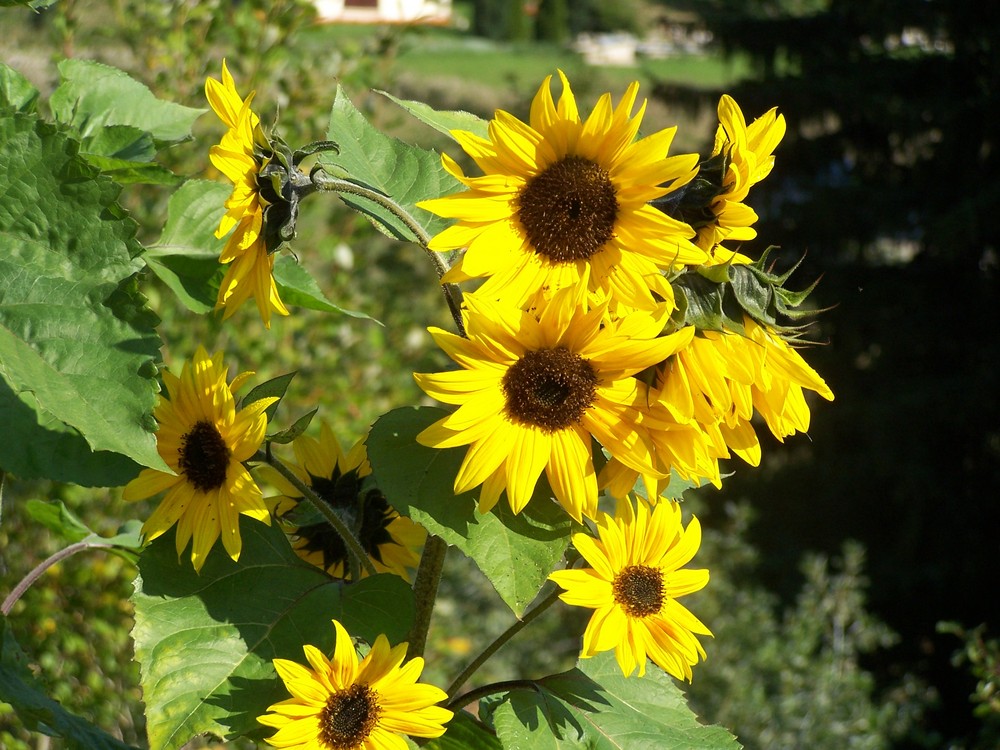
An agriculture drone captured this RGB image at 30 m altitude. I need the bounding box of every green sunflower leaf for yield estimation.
[490,651,741,750]
[319,86,461,243]
[132,517,415,750]
[49,59,204,148]
[378,90,489,140]
[367,406,573,617]
[0,62,39,112]
[0,617,138,750]
[0,111,166,485]
[272,254,380,322]
[424,710,502,750]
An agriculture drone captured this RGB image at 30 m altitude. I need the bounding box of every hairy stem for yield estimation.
[406,534,448,659]
[309,169,465,336]
[256,449,377,578]
[2,541,112,616]
[446,679,541,713]
[446,586,561,697]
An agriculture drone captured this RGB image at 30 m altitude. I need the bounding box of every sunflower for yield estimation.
[413,291,692,521]
[206,60,289,327]
[258,619,453,749]
[417,71,706,313]
[548,497,711,680]
[742,317,835,439]
[123,346,276,572]
[697,95,786,262]
[259,422,425,580]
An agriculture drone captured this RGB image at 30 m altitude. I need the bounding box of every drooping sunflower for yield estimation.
[549,497,712,680]
[742,317,835,439]
[697,95,786,262]
[259,422,424,580]
[413,291,693,521]
[206,60,289,327]
[123,346,276,572]
[417,71,706,313]
[259,619,453,750]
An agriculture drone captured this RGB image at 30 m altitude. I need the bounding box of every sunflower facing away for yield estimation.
[418,70,707,313]
[414,291,693,521]
[259,422,424,580]
[258,619,453,750]
[549,497,712,681]
[123,346,276,572]
[206,60,289,327]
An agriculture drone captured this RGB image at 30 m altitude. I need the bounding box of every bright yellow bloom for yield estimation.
[549,498,711,680]
[123,346,276,572]
[260,422,424,580]
[206,60,289,327]
[742,317,835,439]
[418,71,705,313]
[414,292,692,521]
[258,619,453,749]
[699,95,786,262]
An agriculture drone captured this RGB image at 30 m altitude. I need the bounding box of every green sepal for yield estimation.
[266,407,319,445]
[238,371,295,423]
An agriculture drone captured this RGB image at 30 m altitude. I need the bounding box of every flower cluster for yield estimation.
[415,72,832,518]
[414,72,833,679]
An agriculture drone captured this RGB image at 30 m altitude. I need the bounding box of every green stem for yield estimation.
[445,586,561,698]
[2,541,112,616]
[446,679,540,713]
[256,449,377,578]
[309,169,466,336]
[406,534,448,659]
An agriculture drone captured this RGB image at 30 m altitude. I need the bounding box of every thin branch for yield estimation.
[446,679,540,713]
[310,169,466,336]
[446,586,561,698]
[2,541,112,616]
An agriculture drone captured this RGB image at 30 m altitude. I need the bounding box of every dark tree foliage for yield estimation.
[653,1,1000,747]
[535,0,569,44]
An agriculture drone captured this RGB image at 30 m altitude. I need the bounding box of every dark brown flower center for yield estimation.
[318,683,381,749]
[501,347,598,432]
[612,564,665,618]
[516,155,619,262]
[178,420,231,492]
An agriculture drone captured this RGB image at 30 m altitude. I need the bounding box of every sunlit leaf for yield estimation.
[491,651,741,750]
[379,90,489,140]
[0,62,39,112]
[319,87,461,243]
[132,517,415,750]
[367,406,572,617]
[49,59,204,147]
[0,112,166,484]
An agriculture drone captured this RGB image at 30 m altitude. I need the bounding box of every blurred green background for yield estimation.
[1,0,997,748]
